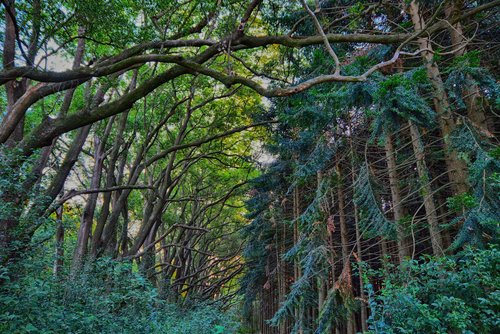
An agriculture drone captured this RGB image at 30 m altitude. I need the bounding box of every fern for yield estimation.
[371,71,436,138]
[354,164,397,239]
[445,51,500,110]
[448,122,500,249]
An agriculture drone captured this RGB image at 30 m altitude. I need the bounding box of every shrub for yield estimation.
[365,247,500,334]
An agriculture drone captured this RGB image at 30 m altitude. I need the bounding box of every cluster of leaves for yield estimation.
[365,246,500,334]
[354,164,396,239]
[0,252,239,334]
[445,51,500,110]
[448,123,500,249]
[0,148,54,261]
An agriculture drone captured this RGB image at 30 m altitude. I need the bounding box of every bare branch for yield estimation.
[300,0,341,75]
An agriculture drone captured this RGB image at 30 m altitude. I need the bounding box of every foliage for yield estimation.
[365,246,500,334]
[448,123,500,248]
[0,253,239,334]
[445,51,500,110]
[354,164,397,239]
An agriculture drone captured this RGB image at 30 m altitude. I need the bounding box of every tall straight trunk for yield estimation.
[317,172,327,316]
[348,132,368,332]
[408,0,470,195]
[336,163,355,334]
[275,212,288,334]
[53,206,64,278]
[316,171,328,333]
[446,1,494,134]
[380,237,390,266]
[384,134,411,262]
[327,188,340,334]
[119,206,129,257]
[293,186,304,334]
[408,121,444,256]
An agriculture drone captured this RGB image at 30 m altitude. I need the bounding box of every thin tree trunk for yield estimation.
[53,206,64,278]
[348,131,368,332]
[336,163,355,334]
[316,172,327,313]
[72,120,113,272]
[384,134,410,262]
[408,121,444,256]
[119,206,129,257]
[380,237,390,266]
[293,186,304,334]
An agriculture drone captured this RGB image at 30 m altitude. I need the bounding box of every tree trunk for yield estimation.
[448,1,494,134]
[408,0,470,195]
[408,121,444,256]
[316,171,327,307]
[53,206,64,278]
[336,163,356,334]
[384,134,410,262]
[348,131,368,332]
[293,186,304,334]
[72,120,113,272]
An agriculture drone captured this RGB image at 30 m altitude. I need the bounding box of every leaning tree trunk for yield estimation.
[72,120,113,273]
[0,0,41,267]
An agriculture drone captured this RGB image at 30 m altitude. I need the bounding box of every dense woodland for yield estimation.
[0,0,499,333]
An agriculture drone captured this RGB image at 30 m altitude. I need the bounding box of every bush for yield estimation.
[365,247,500,334]
[0,256,239,334]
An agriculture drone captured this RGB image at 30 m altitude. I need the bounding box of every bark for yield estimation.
[445,1,493,134]
[316,171,327,316]
[2,0,26,145]
[119,206,129,257]
[72,119,113,272]
[293,186,304,334]
[380,237,390,266]
[408,121,444,256]
[279,216,288,334]
[384,134,411,262]
[348,131,368,332]
[90,113,129,256]
[408,0,470,195]
[53,206,64,278]
[336,163,355,334]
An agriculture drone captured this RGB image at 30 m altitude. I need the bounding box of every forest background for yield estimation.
[0,0,499,333]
